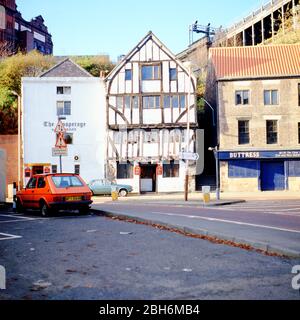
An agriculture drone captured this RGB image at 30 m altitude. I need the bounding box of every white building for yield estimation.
[106,32,197,193]
[22,59,106,185]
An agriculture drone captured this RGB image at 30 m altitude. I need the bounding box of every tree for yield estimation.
[74,55,115,77]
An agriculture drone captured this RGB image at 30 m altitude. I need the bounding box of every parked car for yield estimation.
[88,179,133,197]
[16,173,93,216]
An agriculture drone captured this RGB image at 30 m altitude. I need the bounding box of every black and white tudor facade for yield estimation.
[106,32,197,193]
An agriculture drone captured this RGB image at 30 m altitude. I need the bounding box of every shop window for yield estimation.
[288,161,300,177]
[117,162,133,179]
[57,86,71,95]
[228,160,259,178]
[238,120,250,145]
[264,90,278,105]
[74,165,80,175]
[141,64,161,80]
[235,90,249,105]
[266,120,278,144]
[163,160,179,178]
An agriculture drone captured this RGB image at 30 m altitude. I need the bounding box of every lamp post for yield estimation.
[11,90,22,191]
[208,146,220,200]
[184,62,192,202]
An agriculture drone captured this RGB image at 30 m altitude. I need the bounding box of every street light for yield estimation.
[11,90,22,191]
[208,146,220,200]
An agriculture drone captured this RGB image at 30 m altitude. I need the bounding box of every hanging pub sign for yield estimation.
[44,167,51,174]
[156,165,163,176]
[24,167,31,178]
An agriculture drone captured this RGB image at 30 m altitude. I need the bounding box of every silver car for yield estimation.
[88,179,133,197]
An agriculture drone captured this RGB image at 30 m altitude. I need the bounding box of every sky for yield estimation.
[17,0,267,61]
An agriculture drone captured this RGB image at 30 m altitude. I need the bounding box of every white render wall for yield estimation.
[22,77,106,184]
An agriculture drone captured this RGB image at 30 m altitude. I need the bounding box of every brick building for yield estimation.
[209,44,300,192]
[0,0,53,55]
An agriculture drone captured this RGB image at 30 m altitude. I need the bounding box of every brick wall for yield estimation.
[0,135,18,196]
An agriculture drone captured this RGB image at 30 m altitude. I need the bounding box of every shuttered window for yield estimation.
[228,160,259,178]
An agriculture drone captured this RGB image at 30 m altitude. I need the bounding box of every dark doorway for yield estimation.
[140,164,157,193]
[261,161,285,191]
[32,166,44,175]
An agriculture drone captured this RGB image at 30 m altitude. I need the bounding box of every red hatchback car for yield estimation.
[16,173,93,216]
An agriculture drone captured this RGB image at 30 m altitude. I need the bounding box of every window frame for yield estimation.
[141,64,161,81]
[264,90,279,105]
[116,162,134,179]
[57,86,71,95]
[142,96,160,109]
[163,160,180,178]
[235,90,250,105]
[238,120,250,145]
[125,69,132,81]
[57,101,71,116]
[266,120,278,145]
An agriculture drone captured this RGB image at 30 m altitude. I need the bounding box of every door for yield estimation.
[261,161,285,191]
[32,166,44,175]
[22,177,38,208]
[140,164,157,193]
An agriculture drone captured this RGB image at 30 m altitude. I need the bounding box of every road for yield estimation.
[0,207,299,300]
[92,199,300,257]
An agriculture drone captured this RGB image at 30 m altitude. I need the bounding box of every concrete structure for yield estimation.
[22,59,106,185]
[0,135,17,198]
[106,32,197,193]
[0,0,53,55]
[209,44,300,192]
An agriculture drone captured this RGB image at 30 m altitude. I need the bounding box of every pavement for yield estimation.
[91,192,300,258]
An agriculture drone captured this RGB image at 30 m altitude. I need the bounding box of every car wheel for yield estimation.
[40,202,50,217]
[119,189,128,197]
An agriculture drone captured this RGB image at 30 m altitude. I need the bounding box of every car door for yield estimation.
[22,177,38,208]
[34,177,47,207]
[103,180,112,195]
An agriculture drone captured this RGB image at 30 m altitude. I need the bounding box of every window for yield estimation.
[37,177,46,189]
[57,86,71,95]
[228,161,259,178]
[264,90,278,105]
[141,64,161,80]
[51,176,83,188]
[266,120,278,144]
[238,120,250,145]
[125,69,132,81]
[163,161,179,178]
[51,165,57,174]
[57,101,71,116]
[170,68,177,81]
[143,96,160,109]
[163,95,185,109]
[74,165,80,175]
[26,177,37,189]
[235,90,249,105]
[117,162,133,179]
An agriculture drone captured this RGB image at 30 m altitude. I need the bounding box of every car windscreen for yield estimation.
[51,176,84,188]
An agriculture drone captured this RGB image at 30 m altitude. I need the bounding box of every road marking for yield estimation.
[0,217,46,224]
[0,232,22,241]
[0,214,36,220]
[151,212,300,234]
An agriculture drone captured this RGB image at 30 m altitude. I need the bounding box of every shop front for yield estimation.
[218,150,300,192]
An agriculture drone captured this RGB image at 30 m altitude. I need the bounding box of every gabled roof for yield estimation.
[40,58,92,78]
[106,31,192,81]
[209,44,300,80]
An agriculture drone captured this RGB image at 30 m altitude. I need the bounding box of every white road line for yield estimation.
[0,232,22,240]
[151,212,300,234]
[0,214,36,220]
[0,217,46,224]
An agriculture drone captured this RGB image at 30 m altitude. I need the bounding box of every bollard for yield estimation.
[12,182,17,212]
[111,185,118,201]
[202,186,211,204]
